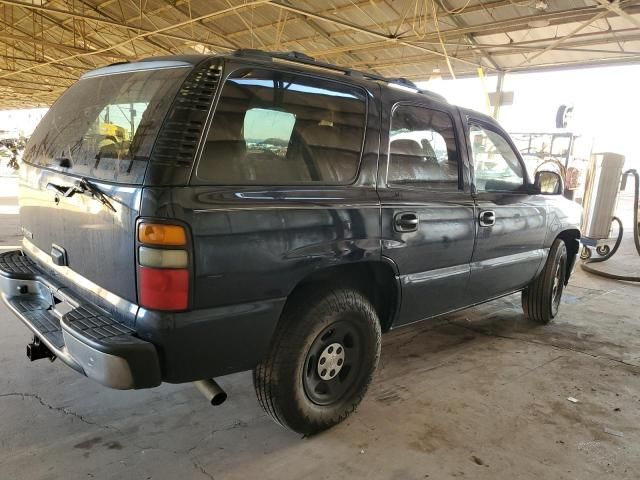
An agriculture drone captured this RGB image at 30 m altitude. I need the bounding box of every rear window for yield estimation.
[195,68,367,185]
[23,66,190,184]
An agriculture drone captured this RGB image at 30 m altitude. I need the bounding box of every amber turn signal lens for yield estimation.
[138,223,186,246]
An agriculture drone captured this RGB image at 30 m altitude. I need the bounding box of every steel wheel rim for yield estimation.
[303,319,364,406]
[551,261,564,315]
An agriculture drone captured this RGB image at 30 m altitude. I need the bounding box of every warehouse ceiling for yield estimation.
[0,0,639,108]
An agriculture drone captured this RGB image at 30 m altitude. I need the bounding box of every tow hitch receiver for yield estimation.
[26,337,56,362]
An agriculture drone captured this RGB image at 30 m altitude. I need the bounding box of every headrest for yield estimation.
[301,124,366,150]
[208,112,244,141]
[422,139,436,158]
[390,139,423,156]
[302,124,340,144]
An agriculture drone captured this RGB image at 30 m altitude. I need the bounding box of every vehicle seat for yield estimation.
[388,138,453,183]
[198,112,247,181]
[299,123,360,183]
[421,139,438,164]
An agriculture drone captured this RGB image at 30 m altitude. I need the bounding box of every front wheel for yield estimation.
[253,287,381,434]
[522,239,568,324]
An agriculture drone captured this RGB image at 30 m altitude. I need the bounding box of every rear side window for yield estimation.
[387,105,460,190]
[23,67,190,184]
[196,68,367,184]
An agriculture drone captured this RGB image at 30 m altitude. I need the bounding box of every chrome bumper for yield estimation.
[0,250,161,389]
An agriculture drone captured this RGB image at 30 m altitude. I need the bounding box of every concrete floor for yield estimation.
[1,177,640,480]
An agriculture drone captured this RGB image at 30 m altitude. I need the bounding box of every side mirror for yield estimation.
[534,171,564,195]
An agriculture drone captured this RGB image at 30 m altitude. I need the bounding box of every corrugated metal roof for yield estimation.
[0,0,638,108]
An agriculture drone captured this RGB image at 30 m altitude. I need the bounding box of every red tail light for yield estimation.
[137,222,190,311]
[138,267,189,311]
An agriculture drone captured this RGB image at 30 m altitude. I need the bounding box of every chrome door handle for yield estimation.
[394,212,419,232]
[479,210,496,227]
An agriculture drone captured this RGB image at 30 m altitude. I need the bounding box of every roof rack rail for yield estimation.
[385,77,446,101]
[233,49,317,63]
[231,49,446,102]
[232,49,378,78]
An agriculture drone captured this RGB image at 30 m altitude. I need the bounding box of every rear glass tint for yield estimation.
[23,66,190,184]
[196,68,367,185]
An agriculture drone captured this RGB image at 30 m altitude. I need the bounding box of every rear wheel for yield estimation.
[253,287,381,434]
[522,239,567,324]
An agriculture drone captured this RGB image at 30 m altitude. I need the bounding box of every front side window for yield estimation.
[196,69,367,184]
[469,124,524,192]
[387,105,459,190]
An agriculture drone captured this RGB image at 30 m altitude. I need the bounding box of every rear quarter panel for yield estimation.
[141,184,382,310]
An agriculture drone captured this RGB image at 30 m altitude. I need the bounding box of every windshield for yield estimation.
[23,66,190,184]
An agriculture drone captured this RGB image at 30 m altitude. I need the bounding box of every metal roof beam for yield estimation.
[434,0,501,71]
[305,3,640,59]
[597,0,640,29]
[0,0,269,79]
[0,15,100,75]
[394,53,640,80]
[349,30,640,64]
[222,0,514,42]
[2,1,143,60]
[508,9,611,70]
[356,41,640,71]
[0,29,131,58]
[267,1,483,68]
[0,0,236,53]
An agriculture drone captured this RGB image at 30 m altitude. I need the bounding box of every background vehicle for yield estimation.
[510,131,593,203]
[0,51,581,434]
[0,140,21,172]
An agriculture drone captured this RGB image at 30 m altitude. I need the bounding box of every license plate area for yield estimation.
[49,291,76,320]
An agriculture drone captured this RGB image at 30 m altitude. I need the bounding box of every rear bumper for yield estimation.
[0,250,161,389]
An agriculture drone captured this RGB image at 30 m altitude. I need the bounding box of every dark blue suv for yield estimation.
[0,50,581,434]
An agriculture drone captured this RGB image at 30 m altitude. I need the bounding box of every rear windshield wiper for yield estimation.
[46,178,116,212]
[46,182,72,195]
[74,177,117,212]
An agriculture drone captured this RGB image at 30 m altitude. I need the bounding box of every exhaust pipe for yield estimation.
[194,379,227,406]
[26,337,56,362]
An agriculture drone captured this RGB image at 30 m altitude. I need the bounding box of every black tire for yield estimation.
[522,239,568,324]
[253,287,381,434]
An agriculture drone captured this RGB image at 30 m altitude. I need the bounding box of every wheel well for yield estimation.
[289,262,399,332]
[556,229,581,282]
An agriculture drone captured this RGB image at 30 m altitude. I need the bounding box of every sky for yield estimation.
[0,63,638,169]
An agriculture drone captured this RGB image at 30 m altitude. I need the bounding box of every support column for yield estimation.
[492,72,505,120]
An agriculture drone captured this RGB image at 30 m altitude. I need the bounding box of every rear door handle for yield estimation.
[479,210,496,227]
[394,212,419,232]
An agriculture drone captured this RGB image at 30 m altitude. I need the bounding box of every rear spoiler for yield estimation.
[81,60,193,79]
